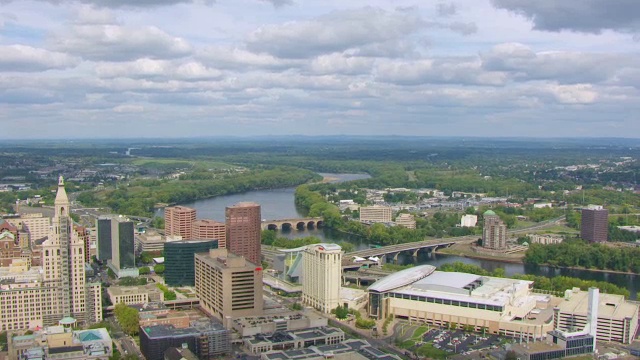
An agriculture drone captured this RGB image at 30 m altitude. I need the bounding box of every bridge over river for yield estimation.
[261,217,324,231]
[345,217,564,263]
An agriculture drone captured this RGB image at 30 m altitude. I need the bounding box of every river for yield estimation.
[164,172,640,298]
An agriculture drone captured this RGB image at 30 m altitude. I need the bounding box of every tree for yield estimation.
[107,268,115,279]
[334,305,349,320]
[505,350,518,360]
[154,264,165,274]
[138,266,150,275]
[139,252,154,264]
[290,302,303,311]
[114,303,139,335]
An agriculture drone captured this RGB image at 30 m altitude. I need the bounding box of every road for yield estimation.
[106,316,145,359]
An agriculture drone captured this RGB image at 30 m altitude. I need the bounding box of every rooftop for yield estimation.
[368,265,436,293]
[557,289,638,320]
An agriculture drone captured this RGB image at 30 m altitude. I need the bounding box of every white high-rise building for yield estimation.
[302,243,343,313]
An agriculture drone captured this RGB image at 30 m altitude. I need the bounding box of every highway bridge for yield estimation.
[345,217,564,263]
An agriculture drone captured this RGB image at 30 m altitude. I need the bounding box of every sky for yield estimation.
[0,0,639,139]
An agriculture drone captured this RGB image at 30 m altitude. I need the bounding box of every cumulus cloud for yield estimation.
[492,0,640,34]
[0,45,80,72]
[198,47,303,70]
[95,59,221,81]
[308,54,374,75]
[246,7,424,58]
[375,58,507,86]
[481,42,639,84]
[50,24,191,61]
[544,83,599,104]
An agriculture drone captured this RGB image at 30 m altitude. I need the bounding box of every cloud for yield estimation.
[0,0,216,8]
[259,0,293,8]
[308,54,374,75]
[0,45,80,72]
[113,104,144,113]
[198,46,303,70]
[246,7,424,58]
[481,42,639,84]
[544,83,599,104]
[50,24,192,61]
[436,3,457,17]
[375,58,507,86]
[95,59,222,81]
[492,0,640,34]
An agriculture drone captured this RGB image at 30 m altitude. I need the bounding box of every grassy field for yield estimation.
[130,158,234,170]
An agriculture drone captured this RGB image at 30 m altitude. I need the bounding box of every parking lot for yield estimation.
[422,328,503,356]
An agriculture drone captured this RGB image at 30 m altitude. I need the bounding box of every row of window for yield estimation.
[386,292,504,312]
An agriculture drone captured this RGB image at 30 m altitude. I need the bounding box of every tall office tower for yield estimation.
[194,248,263,326]
[110,216,137,278]
[41,177,99,325]
[96,216,112,262]
[192,219,227,249]
[165,206,197,240]
[164,239,218,286]
[482,210,507,250]
[302,243,343,313]
[581,205,609,243]
[74,226,91,263]
[225,202,261,265]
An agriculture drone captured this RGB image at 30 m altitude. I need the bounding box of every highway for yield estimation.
[345,216,565,258]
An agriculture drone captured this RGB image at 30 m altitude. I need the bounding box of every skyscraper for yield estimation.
[110,216,137,278]
[581,205,608,243]
[302,244,342,313]
[0,177,102,330]
[225,202,261,265]
[192,219,227,248]
[96,216,112,262]
[482,210,507,250]
[164,239,218,286]
[164,206,196,240]
[195,248,263,325]
[41,176,100,325]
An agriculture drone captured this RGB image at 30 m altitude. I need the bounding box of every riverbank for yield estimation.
[436,242,526,264]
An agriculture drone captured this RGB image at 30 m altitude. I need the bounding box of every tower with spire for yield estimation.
[41,176,97,326]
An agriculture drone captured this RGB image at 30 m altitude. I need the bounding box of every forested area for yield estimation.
[77,166,320,217]
[524,239,640,273]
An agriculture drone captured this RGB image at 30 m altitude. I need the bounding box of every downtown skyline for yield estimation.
[0,0,639,139]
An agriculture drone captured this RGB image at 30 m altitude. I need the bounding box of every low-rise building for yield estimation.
[528,234,564,245]
[460,214,478,227]
[231,311,328,337]
[368,265,557,341]
[244,327,345,355]
[260,339,401,360]
[8,326,112,360]
[135,231,166,254]
[140,321,230,360]
[394,213,416,229]
[107,284,164,306]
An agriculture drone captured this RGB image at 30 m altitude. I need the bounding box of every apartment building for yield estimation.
[359,205,392,223]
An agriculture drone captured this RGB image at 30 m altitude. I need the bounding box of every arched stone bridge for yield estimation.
[261,217,324,231]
